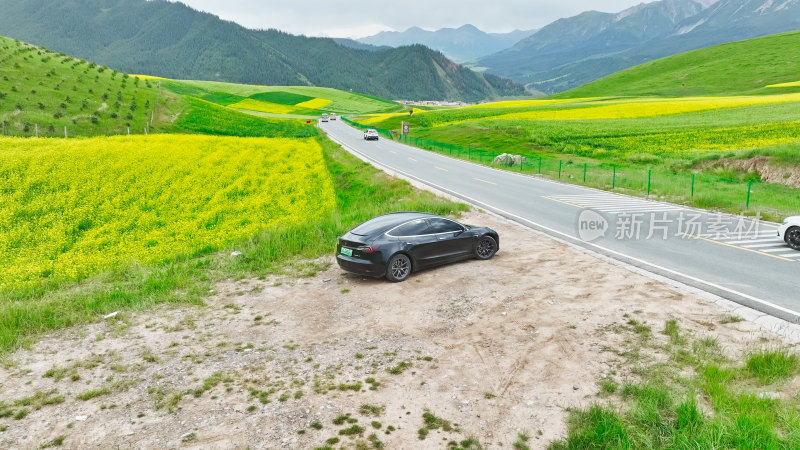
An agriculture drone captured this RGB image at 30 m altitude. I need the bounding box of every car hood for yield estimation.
[784,216,800,225]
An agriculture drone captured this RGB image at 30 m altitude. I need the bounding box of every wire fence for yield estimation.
[341,116,800,221]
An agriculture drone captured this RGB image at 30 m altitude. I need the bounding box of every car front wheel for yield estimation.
[475,235,498,260]
[386,254,411,282]
[786,226,800,250]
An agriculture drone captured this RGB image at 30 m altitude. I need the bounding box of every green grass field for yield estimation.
[557,30,800,98]
[0,36,159,137]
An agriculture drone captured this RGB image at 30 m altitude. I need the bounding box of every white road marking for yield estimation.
[546,194,682,213]
[474,178,497,185]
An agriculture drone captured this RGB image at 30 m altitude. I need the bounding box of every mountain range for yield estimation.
[0,0,526,102]
[356,25,536,62]
[478,0,800,93]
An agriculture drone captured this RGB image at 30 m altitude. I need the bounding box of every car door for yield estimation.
[388,219,438,269]
[427,218,474,262]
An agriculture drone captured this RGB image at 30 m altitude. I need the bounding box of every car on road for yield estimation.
[329,113,337,120]
[321,113,329,122]
[779,216,800,250]
[336,212,499,282]
[363,129,379,140]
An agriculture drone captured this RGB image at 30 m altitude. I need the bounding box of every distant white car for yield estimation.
[321,113,329,123]
[363,129,379,141]
[778,216,800,250]
[330,113,337,120]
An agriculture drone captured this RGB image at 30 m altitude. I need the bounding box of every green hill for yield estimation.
[0,0,526,102]
[162,80,400,116]
[558,31,800,98]
[0,36,158,137]
[0,36,327,139]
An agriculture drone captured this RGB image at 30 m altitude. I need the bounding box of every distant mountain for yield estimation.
[0,0,526,102]
[479,0,800,94]
[357,24,536,61]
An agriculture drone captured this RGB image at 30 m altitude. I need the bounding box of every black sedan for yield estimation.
[336,212,499,282]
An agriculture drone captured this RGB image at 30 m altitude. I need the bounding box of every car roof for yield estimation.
[350,212,441,236]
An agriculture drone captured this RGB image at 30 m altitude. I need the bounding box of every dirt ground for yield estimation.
[0,211,793,449]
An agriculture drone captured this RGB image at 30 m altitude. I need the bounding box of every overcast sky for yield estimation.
[174,0,648,38]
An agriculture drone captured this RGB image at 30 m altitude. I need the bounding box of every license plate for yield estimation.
[340,247,353,257]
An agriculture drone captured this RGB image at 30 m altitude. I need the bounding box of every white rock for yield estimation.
[75,415,89,421]
[231,251,243,257]
[103,311,119,319]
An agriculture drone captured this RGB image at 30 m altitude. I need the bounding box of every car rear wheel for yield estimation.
[386,254,411,282]
[475,236,498,260]
[786,226,800,250]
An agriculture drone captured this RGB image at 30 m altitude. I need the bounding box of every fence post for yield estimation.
[127,127,130,135]
[583,163,587,183]
[64,126,68,138]
[612,165,616,189]
[35,123,38,138]
[691,173,695,198]
[1,120,5,136]
[647,170,652,197]
[558,160,562,179]
[746,179,754,209]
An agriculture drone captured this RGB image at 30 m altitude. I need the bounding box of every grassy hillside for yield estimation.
[162,79,401,116]
[0,36,158,137]
[558,31,800,98]
[0,0,526,102]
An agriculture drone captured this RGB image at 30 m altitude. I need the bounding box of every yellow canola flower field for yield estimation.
[229,98,297,114]
[464,98,595,109]
[485,93,800,121]
[767,81,800,88]
[359,112,408,125]
[131,74,170,81]
[0,135,336,290]
[296,98,333,109]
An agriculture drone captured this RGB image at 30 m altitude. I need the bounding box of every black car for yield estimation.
[336,212,499,282]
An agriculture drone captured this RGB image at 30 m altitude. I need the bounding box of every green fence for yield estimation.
[342,118,800,221]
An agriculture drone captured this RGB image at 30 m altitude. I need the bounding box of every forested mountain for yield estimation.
[479,0,800,93]
[0,0,526,101]
[357,25,536,61]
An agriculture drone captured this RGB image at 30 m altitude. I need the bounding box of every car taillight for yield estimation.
[357,246,378,253]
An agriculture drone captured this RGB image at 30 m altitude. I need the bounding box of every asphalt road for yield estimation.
[322,119,800,322]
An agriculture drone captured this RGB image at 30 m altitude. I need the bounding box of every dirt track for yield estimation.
[0,211,786,449]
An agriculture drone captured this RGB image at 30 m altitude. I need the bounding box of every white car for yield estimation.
[329,113,337,120]
[321,113,329,123]
[778,216,800,250]
[363,129,379,141]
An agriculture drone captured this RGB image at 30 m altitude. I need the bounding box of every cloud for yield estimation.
[175,0,646,38]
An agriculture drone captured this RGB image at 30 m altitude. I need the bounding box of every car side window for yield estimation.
[390,219,431,236]
[427,218,464,234]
